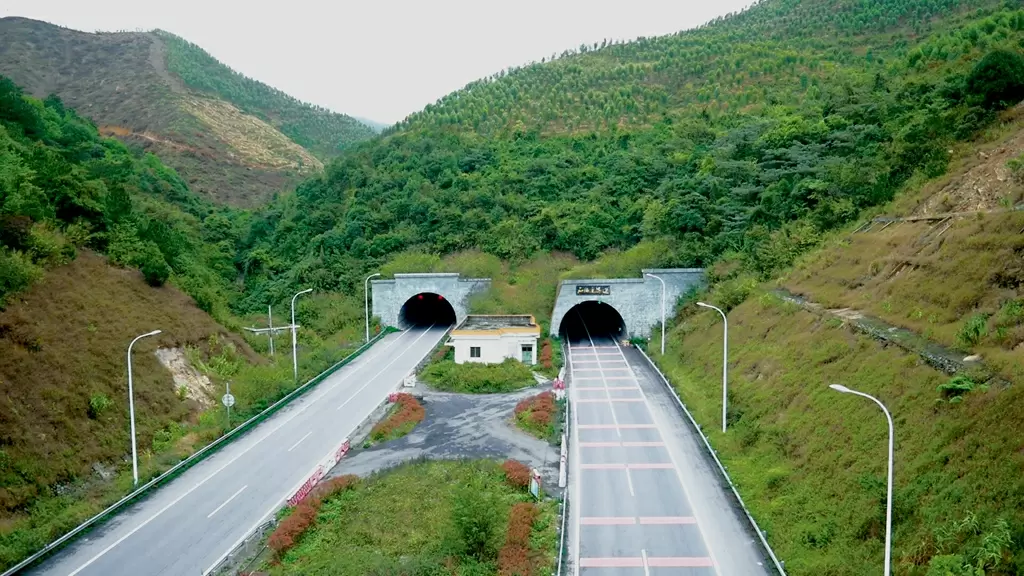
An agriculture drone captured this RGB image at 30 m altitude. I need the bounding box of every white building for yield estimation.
[447,315,541,365]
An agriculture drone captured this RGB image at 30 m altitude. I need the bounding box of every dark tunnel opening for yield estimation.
[559,301,626,341]
[398,293,457,328]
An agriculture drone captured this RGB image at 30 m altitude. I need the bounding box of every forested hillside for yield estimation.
[237,0,1024,311]
[154,31,375,158]
[0,18,372,206]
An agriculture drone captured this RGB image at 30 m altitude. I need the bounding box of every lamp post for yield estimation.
[127,329,161,486]
[697,302,728,433]
[364,272,381,343]
[645,273,666,355]
[291,288,313,382]
[830,384,894,576]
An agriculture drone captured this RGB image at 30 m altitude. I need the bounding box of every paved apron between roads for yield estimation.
[28,325,448,576]
[567,314,770,576]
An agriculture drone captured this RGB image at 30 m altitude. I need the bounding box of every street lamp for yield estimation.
[127,329,161,486]
[645,273,666,355]
[291,288,313,382]
[697,302,728,433]
[830,384,894,576]
[364,273,381,343]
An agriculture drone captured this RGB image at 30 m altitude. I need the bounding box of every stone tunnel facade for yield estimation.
[371,273,491,329]
[549,268,705,338]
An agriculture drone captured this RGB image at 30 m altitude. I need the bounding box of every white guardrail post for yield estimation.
[635,346,788,576]
[1,329,393,576]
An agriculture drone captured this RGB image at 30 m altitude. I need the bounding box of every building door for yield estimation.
[521,345,533,364]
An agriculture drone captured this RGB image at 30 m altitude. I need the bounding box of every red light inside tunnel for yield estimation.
[417,294,423,300]
[438,295,444,300]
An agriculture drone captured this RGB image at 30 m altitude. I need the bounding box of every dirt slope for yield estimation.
[0,251,255,516]
[0,17,324,206]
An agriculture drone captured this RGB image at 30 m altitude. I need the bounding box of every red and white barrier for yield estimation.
[286,437,351,506]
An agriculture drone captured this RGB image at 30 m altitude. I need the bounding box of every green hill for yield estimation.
[0,18,373,206]
[237,0,1024,310]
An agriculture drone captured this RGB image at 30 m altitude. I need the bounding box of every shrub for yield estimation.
[514,392,557,440]
[0,248,42,304]
[955,313,989,349]
[136,242,171,287]
[421,358,534,393]
[87,393,111,419]
[498,502,540,576]
[967,49,1024,110]
[539,340,553,370]
[451,479,501,561]
[369,393,425,443]
[502,459,531,489]
[267,474,358,558]
[937,376,979,403]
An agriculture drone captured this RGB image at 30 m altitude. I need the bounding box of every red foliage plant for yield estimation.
[370,393,425,441]
[539,340,553,370]
[267,474,359,558]
[515,391,556,431]
[502,459,531,489]
[498,502,540,576]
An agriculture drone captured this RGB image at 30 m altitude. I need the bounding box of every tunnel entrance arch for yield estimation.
[559,301,627,342]
[398,292,457,328]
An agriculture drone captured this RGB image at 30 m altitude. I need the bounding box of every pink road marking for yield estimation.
[579,557,645,568]
[639,516,698,525]
[578,424,655,429]
[646,557,715,567]
[573,376,635,381]
[626,463,674,469]
[580,463,627,469]
[581,516,636,525]
[576,398,644,403]
[622,441,666,447]
[574,386,639,391]
[580,441,665,448]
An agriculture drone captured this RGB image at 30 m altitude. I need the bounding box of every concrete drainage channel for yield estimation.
[212,369,569,574]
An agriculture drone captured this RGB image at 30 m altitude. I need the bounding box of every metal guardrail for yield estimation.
[635,346,788,576]
[555,339,570,576]
[207,518,277,575]
[1,328,395,576]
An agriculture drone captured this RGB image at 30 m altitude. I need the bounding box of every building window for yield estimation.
[521,345,533,364]
[470,346,481,358]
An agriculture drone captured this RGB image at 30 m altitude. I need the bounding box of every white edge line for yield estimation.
[337,325,434,410]
[207,485,247,519]
[67,330,411,576]
[568,339,582,576]
[202,325,447,575]
[286,431,313,452]
[642,548,650,576]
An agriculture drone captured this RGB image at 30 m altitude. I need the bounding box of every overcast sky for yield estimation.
[2,0,753,124]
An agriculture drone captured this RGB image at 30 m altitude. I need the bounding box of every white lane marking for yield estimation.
[625,468,635,497]
[207,485,247,519]
[287,431,313,452]
[576,312,620,438]
[642,548,650,576]
[609,336,722,576]
[203,325,447,575]
[67,330,412,576]
[337,325,434,410]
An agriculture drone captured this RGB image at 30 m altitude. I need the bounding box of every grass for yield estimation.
[0,252,368,570]
[266,460,558,576]
[366,393,425,446]
[654,292,1024,575]
[421,358,536,394]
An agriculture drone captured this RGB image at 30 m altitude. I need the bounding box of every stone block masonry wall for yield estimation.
[549,268,705,338]
[371,273,492,328]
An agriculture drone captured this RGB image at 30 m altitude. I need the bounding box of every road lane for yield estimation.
[566,313,769,576]
[30,325,447,576]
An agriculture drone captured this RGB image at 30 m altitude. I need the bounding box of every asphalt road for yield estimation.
[566,318,770,575]
[28,325,447,576]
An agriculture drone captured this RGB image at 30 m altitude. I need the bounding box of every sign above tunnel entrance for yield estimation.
[576,285,611,296]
